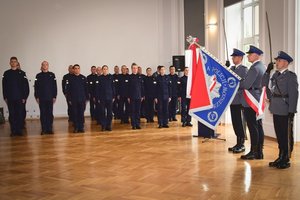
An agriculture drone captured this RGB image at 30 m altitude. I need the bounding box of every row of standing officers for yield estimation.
[2,58,192,136]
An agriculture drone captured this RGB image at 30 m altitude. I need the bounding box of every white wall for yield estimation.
[0,0,184,118]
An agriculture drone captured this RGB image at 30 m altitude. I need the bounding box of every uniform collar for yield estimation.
[278,68,288,74]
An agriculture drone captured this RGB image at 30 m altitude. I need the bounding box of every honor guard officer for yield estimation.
[179,67,192,127]
[228,49,248,153]
[168,65,180,121]
[2,57,29,136]
[128,63,144,129]
[62,65,74,122]
[34,61,57,134]
[144,68,156,123]
[263,51,298,169]
[95,66,103,124]
[112,65,120,119]
[87,66,97,120]
[66,64,88,133]
[155,66,172,128]
[95,65,115,131]
[117,65,130,124]
[240,45,266,160]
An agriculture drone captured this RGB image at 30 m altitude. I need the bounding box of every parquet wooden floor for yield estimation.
[0,117,300,200]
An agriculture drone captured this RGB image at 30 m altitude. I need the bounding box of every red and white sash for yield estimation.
[243,86,266,120]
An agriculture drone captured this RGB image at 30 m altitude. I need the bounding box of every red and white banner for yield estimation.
[243,86,267,120]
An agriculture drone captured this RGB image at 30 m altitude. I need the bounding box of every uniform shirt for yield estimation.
[155,75,172,100]
[263,70,298,115]
[168,74,180,97]
[66,74,88,102]
[128,74,144,100]
[34,71,57,101]
[178,75,188,98]
[95,74,115,101]
[230,64,248,105]
[117,74,130,98]
[2,69,29,101]
[62,73,73,95]
[240,60,265,107]
[143,75,156,98]
[87,73,98,98]
[113,73,120,96]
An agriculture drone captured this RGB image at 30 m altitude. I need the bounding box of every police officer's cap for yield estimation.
[274,51,293,63]
[230,48,245,57]
[246,45,263,55]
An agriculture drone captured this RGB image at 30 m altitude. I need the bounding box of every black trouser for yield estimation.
[89,98,96,120]
[230,104,245,139]
[145,97,155,121]
[39,100,54,132]
[100,100,113,129]
[244,107,264,149]
[113,98,120,119]
[66,98,73,121]
[71,101,86,131]
[181,98,191,123]
[130,99,141,127]
[168,96,178,119]
[95,101,102,124]
[119,96,129,123]
[22,102,26,127]
[7,100,24,134]
[140,99,145,118]
[157,98,169,126]
[273,115,289,153]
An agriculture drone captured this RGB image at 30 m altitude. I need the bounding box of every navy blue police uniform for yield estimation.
[66,74,88,133]
[34,71,57,134]
[2,68,29,136]
[168,73,180,121]
[128,73,144,129]
[143,75,156,122]
[112,73,120,119]
[179,74,192,127]
[87,73,97,120]
[95,74,115,131]
[62,73,73,121]
[155,74,172,128]
[117,73,130,123]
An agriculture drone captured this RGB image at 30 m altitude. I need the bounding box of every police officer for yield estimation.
[95,66,103,124]
[95,65,115,131]
[128,63,144,129]
[34,61,57,134]
[87,66,97,120]
[66,64,88,133]
[227,49,248,153]
[112,65,120,119]
[117,65,130,124]
[144,68,156,123]
[179,67,192,127]
[17,62,27,127]
[62,65,74,122]
[168,65,180,121]
[138,66,146,118]
[240,45,266,160]
[155,66,171,128]
[263,51,298,169]
[2,57,29,136]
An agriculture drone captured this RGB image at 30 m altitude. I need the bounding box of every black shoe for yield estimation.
[240,151,256,160]
[73,129,78,133]
[233,145,245,154]
[78,129,85,133]
[182,123,186,127]
[106,127,112,131]
[41,131,46,135]
[186,123,193,127]
[158,125,162,128]
[228,144,238,152]
[136,126,141,129]
[269,157,282,167]
[163,125,169,128]
[169,118,172,122]
[150,119,154,123]
[101,127,106,131]
[132,126,136,130]
[146,120,150,123]
[172,118,177,121]
[276,161,291,169]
